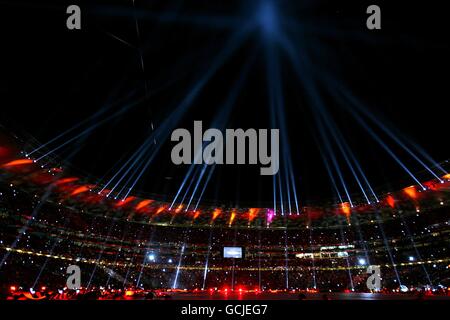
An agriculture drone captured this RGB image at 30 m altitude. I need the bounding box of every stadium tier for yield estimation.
[0,131,449,299]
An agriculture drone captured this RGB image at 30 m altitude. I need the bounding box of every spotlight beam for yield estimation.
[28,89,139,157]
[120,24,255,199]
[278,34,426,191]
[319,110,374,204]
[190,55,257,210]
[341,91,445,182]
[264,27,299,215]
[339,98,426,190]
[276,34,354,206]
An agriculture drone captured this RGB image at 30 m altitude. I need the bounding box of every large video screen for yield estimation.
[223,247,243,259]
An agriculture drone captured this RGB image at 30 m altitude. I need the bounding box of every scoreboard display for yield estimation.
[223,247,244,259]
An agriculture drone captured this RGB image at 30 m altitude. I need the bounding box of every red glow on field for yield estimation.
[386,195,396,208]
[125,290,134,297]
[83,192,104,204]
[1,159,33,168]
[422,181,436,190]
[0,146,10,158]
[29,172,55,185]
[403,186,417,199]
[305,208,323,220]
[135,199,154,211]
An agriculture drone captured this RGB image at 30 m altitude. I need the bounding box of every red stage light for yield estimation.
[404,186,417,199]
[175,204,184,213]
[341,202,351,215]
[155,206,166,214]
[115,196,136,207]
[53,177,79,186]
[136,199,154,211]
[386,195,396,208]
[125,290,134,297]
[70,185,92,196]
[228,211,236,227]
[212,208,222,221]
[1,159,33,168]
[193,210,201,220]
[248,208,260,223]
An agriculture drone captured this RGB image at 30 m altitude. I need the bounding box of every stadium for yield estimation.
[1,0,450,302]
[1,129,449,300]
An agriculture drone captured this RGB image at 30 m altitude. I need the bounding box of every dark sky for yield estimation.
[0,0,449,208]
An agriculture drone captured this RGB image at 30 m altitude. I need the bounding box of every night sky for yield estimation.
[1,0,449,208]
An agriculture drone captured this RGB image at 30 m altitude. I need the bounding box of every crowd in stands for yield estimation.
[1,178,449,299]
